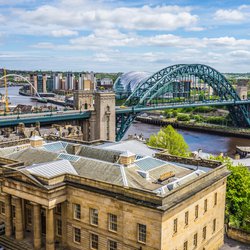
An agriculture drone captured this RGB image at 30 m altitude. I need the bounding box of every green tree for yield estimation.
[147,125,189,156]
[211,156,250,231]
[177,113,190,121]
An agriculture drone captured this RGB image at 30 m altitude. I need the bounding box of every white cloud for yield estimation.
[214,6,250,22]
[14,3,198,32]
[32,42,54,49]
[31,30,250,53]
[51,29,78,37]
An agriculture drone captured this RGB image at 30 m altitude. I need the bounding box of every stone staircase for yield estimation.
[0,235,33,250]
[0,235,69,250]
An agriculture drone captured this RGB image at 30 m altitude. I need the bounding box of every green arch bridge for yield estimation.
[115,64,250,141]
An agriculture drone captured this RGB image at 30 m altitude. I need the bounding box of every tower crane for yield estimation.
[3,69,10,113]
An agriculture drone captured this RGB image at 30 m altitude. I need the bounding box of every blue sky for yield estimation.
[1,0,250,72]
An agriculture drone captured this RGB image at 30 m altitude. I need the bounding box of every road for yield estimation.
[220,236,250,250]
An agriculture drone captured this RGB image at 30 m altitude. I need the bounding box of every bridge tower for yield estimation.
[94,92,116,141]
[236,79,248,100]
[74,90,116,142]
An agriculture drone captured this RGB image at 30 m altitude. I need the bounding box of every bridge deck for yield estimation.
[116,100,250,114]
[0,110,91,127]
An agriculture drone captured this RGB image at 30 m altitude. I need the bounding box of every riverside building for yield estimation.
[0,137,229,250]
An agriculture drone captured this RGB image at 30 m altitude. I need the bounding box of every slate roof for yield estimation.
[7,148,58,166]
[0,141,206,193]
[96,139,159,157]
[25,159,78,178]
[76,145,122,163]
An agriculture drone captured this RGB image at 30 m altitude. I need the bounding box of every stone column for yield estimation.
[4,194,12,237]
[61,202,67,247]
[14,197,24,240]
[33,203,41,250]
[46,207,55,250]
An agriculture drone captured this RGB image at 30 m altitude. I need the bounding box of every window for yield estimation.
[173,218,178,233]
[73,227,81,243]
[0,201,5,214]
[56,219,62,236]
[91,233,98,249]
[109,213,117,232]
[214,193,217,206]
[184,241,188,250]
[56,204,62,215]
[185,211,189,226]
[90,208,98,226]
[202,226,206,240]
[204,199,207,213]
[108,240,117,250]
[12,205,16,218]
[73,204,81,220]
[27,208,32,225]
[193,233,197,248]
[138,224,146,243]
[213,219,216,233]
[195,205,199,219]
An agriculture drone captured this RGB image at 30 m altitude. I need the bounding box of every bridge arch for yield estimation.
[0,74,41,98]
[116,64,250,141]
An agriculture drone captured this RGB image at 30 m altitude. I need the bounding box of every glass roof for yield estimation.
[114,71,151,93]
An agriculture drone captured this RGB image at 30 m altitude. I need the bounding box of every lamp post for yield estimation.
[17,107,20,119]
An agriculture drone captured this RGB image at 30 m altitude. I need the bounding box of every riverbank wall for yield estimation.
[136,116,250,139]
[227,226,250,244]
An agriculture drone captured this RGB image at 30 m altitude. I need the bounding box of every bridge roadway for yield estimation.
[0,99,249,127]
[0,110,91,127]
[116,99,250,114]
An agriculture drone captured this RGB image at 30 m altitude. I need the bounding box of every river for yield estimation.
[0,86,61,109]
[1,87,249,156]
[125,120,250,157]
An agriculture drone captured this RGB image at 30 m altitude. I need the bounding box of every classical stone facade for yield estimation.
[0,141,229,250]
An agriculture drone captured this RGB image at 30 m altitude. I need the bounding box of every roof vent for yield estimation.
[158,171,175,182]
[29,135,43,148]
[119,151,136,166]
[137,170,150,180]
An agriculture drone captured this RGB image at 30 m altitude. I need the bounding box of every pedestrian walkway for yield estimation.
[220,236,250,250]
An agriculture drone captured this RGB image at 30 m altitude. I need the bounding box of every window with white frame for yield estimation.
[73,227,81,243]
[73,204,81,220]
[90,208,98,226]
[91,233,98,249]
[109,213,117,232]
[108,240,117,250]
[138,223,146,243]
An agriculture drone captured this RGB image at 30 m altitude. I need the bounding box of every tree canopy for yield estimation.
[147,125,189,157]
[211,156,250,231]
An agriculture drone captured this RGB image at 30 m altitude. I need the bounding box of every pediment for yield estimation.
[2,170,44,188]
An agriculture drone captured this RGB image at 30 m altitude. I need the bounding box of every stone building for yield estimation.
[236,79,248,100]
[0,139,229,250]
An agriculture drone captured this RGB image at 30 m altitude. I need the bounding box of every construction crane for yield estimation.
[3,69,10,113]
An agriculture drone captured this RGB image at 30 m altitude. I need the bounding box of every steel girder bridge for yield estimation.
[115,64,250,141]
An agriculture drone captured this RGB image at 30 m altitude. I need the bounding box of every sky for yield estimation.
[0,0,250,73]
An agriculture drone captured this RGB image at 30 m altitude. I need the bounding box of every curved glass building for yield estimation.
[113,71,151,99]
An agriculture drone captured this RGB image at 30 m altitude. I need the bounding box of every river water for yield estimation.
[1,87,249,156]
[125,120,250,157]
[0,86,61,109]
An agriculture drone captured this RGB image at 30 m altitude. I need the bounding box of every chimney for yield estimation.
[119,151,136,166]
[29,135,43,148]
